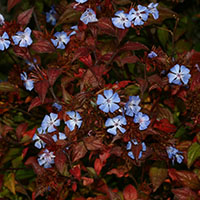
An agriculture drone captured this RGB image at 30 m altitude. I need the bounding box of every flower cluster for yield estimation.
[166,146,184,165]
[112,3,159,29]
[46,6,57,26]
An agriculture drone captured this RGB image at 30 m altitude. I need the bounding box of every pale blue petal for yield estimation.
[59,132,67,140]
[170,64,180,74]
[50,113,58,121]
[142,142,146,151]
[118,126,126,134]
[112,17,125,29]
[38,158,45,166]
[66,111,75,118]
[51,39,58,47]
[19,39,27,47]
[77,120,82,129]
[97,94,106,105]
[109,103,119,113]
[52,135,58,142]
[99,103,109,113]
[65,120,75,131]
[182,73,191,84]
[2,32,9,39]
[48,125,56,133]
[75,112,82,120]
[24,80,34,91]
[111,92,120,103]
[138,151,143,159]
[107,127,117,135]
[126,141,132,150]
[12,36,21,45]
[128,151,135,159]
[104,89,113,99]
[105,118,114,127]
[180,65,190,74]
[35,141,42,149]
[168,73,177,83]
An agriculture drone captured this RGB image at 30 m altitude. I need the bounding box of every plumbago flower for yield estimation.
[97,89,120,113]
[52,132,67,142]
[167,64,191,85]
[41,113,60,133]
[0,32,10,51]
[134,112,150,130]
[148,51,157,58]
[147,3,159,20]
[32,127,46,149]
[37,149,55,168]
[51,31,70,49]
[80,8,98,24]
[12,27,33,47]
[166,146,184,165]
[20,72,34,91]
[105,115,127,135]
[0,14,4,25]
[46,6,57,26]
[125,95,141,117]
[127,139,146,160]
[128,5,149,26]
[111,10,131,29]
[65,111,82,131]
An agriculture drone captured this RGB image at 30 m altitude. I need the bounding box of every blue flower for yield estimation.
[20,72,34,91]
[128,5,149,26]
[0,14,5,26]
[26,58,37,70]
[37,149,55,168]
[32,127,46,149]
[133,112,150,130]
[127,139,146,160]
[80,8,98,25]
[167,64,191,85]
[112,10,132,29]
[12,27,33,47]
[52,102,62,111]
[97,89,120,113]
[69,25,78,36]
[46,6,57,26]
[75,0,88,3]
[147,3,159,20]
[52,132,67,142]
[51,31,70,49]
[0,32,10,51]
[41,113,60,133]
[166,146,184,165]
[65,111,82,131]
[105,115,126,135]
[148,51,157,58]
[125,95,141,117]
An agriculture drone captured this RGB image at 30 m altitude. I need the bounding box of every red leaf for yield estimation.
[82,177,94,186]
[116,28,128,42]
[123,185,138,200]
[107,168,125,178]
[47,68,62,86]
[55,150,68,175]
[117,55,139,66]
[13,46,31,60]
[94,158,103,176]
[72,47,90,62]
[31,40,55,53]
[83,136,104,151]
[7,0,21,12]
[23,127,37,138]
[34,80,49,103]
[70,165,81,181]
[38,134,54,145]
[17,8,34,27]
[99,151,110,165]
[22,147,29,159]
[79,54,93,67]
[119,41,149,52]
[32,30,44,40]
[153,119,176,133]
[16,123,28,140]
[72,142,87,162]
[97,18,116,36]
[28,97,53,112]
[72,182,77,192]
[172,187,198,200]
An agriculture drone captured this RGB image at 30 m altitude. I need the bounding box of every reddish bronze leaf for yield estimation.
[94,158,103,176]
[72,47,90,62]
[34,80,49,103]
[153,119,176,133]
[23,127,37,139]
[47,68,62,86]
[38,134,54,146]
[69,165,81,181]
[79,54,93,67]
[55,150,68,175]
[84,136,104,151]
[32,30,44,40]
[72,142,87,162]
[119,41,148,52]
[31,40,55,53]
[172,187,198,200]
[17,8,34,27]
[16,123,28,140]
[13,46,31,60]
[119,55,139,66]
[7,0,21,12]
[97,18,116,36]
[123,184,138,200]
[82,177,94,186]
[72,182,77,192]
[107,168,125,178]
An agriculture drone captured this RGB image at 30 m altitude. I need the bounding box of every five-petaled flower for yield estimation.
[127,139,146,160]
[134,112,150,130]
[20,72,34,91]
[128,5,149,26]
[166,146,184,165]
[32,127,46,149]
[65,111,82,131]
[167,64,191,85]
[46,6,57,26]
[111,10,132,29]
[0,14,4,26]
[147,3,159,20]
[125,95,141,117]
[80,8,98,24]
[51,31,70,49]
[12,27,33,47]
[0,32,10,51]
[37,149,55,168]
[97,89,120,113]
[41,113,60,133]
[105,115,127,135]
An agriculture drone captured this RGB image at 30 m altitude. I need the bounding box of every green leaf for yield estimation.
[149,161,167,192]
[1,148,21,164]
[187,142,200,168]
[4,173,15,195]
[0,82,17,92]
[157,25,169,47]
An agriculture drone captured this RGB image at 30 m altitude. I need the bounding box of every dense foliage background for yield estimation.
[0,0,200,199]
